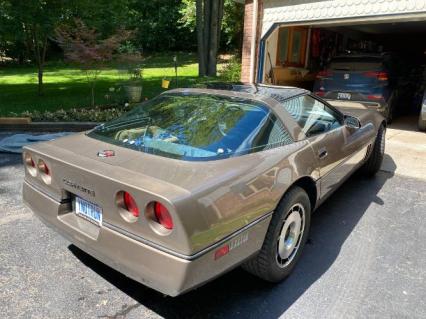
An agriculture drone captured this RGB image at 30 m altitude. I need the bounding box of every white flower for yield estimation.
[124,103,129,107]
[109,87,115,92]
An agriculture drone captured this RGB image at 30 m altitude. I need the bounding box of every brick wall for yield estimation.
[240,0,263,83]
[240,0,254,83]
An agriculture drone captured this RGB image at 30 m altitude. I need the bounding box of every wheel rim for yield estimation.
[276,203,305,268]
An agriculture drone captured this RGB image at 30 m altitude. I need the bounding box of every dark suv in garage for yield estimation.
[313,54,398,121]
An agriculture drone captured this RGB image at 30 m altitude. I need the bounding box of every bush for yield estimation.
[219,57,241,82]
[15,104,132,122]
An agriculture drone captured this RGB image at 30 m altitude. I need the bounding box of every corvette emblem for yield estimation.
[97,150,115,157]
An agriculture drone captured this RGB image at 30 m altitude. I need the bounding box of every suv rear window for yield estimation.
[88,93,293,161]
[329,56,382,71]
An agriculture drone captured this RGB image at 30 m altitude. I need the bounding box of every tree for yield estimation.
[0,0,70,95]
[195,0,224,76]
[55,20,132,107]
[180,0,243,76]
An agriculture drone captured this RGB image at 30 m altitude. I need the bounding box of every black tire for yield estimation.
[386,94,395,124]
[242,186,311,282]
[362,124,386,177]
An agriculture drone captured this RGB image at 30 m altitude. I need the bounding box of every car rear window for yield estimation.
[329,56,382,71]
[88,93,293,161]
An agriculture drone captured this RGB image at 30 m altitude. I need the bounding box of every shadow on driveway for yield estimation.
[69,168,394,319]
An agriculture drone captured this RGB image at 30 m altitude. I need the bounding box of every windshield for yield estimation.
[88,92,293,161]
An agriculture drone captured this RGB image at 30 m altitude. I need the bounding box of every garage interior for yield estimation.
[261,20,426,128]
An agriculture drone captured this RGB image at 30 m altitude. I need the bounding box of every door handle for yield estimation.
[318,148,328,159]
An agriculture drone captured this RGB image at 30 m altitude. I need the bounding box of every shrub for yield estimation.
[219,56,241,82]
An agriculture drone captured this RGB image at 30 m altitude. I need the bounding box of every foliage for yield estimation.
[15,105,131,122]
[219,57,241,82]
[55,20,133,106]
[0,0,73,94]
[126,0,195,52]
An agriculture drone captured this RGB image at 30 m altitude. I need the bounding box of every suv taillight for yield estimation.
[316,70,333,79]
[363,71,388,81]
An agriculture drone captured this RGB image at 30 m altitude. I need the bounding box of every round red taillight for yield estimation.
[123,192,139,217]
[38,160,50,176]
[154,202,173,230]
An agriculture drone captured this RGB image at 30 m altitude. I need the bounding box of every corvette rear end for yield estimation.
[22,90,294,296]
[22,139,275,296]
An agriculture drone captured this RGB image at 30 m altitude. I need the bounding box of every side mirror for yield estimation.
[344,115,361,129]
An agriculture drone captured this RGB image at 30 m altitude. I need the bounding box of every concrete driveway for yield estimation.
[0,125,425,319]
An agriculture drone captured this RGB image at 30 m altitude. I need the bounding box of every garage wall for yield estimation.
[262,28,278,82]
[262,0,426,36]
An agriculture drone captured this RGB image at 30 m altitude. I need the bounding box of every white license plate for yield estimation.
[337,92,351,100]
[75,196,102,225]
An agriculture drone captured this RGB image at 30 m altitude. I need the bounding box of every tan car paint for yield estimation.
[22,87,385,296]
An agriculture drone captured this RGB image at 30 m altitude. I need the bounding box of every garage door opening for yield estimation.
[259,20,426,129]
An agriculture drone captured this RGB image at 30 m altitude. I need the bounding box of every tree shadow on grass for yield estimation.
[69,161,395,319]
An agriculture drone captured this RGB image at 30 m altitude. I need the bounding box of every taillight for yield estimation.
[37,159,52,184]
[367,94,383,100]
[316,70,333,79]
[214,244,230,260]
[123,192,139,217]
[23,152,37,176]
[153,202,173,230]
[315,91,325,97]
[363,71,388,81]
[38,160,50,176]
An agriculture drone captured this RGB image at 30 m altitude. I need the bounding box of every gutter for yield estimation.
[249,0,258,83]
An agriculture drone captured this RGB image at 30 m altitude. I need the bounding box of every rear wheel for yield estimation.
[362,124,386,177]
[242,187,311,282]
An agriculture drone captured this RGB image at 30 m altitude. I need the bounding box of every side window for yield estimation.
[282,95,341,136]
[251,114,294,152]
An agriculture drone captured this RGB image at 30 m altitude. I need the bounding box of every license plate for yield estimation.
[75,196,102,225]
[337,92,351,100]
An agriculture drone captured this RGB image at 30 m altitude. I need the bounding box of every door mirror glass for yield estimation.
[344,116,361,129]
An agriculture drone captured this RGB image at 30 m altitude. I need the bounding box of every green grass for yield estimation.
[0,52,213,117]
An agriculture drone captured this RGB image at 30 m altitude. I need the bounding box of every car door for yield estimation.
[281,94,371,198]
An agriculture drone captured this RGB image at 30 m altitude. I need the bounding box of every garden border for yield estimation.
[0,121,99,132]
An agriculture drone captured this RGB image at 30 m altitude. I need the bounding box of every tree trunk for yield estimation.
[31,27,48,96]
[37,67,43,95]
[207,0,219,76]
[196,0,206,76]
[196,0,224,77]
[91,84,95,107]
[203,0,212,75]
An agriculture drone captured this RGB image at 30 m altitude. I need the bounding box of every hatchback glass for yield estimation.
[88,93,293,160]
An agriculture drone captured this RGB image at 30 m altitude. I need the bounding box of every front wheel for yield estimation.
[242,187,311,282]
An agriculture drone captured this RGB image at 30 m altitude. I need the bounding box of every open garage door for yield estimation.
[259,20,426,129]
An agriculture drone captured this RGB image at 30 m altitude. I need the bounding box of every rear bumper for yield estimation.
[23,181,271,296]
[325,99,387,113]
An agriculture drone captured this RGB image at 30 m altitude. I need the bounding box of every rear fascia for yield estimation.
[23,180,271,296]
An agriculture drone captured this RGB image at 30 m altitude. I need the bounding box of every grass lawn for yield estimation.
[0,52,216,117]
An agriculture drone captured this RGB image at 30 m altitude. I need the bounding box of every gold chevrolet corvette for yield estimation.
[23,84,386,296]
